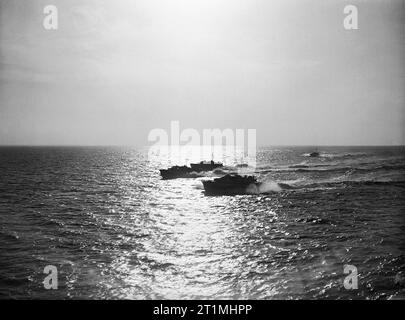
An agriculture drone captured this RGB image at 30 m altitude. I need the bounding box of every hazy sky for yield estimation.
[0,0,404,146]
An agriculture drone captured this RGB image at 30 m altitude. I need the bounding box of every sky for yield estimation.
[0,0,404,146]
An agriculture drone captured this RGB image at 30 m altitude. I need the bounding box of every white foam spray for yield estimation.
[246,181,283,194]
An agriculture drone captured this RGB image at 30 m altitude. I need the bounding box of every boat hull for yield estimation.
[159,168,193,180]
[202,180,259,196]
[159,162,223,180]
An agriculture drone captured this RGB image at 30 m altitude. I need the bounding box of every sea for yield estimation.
[0,146,404,299]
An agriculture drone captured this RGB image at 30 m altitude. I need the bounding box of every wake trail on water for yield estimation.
[245,175,405,194]
[246,179,295,194]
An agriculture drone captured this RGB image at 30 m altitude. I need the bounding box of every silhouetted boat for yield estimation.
[190,161,223,172]
[309,152,320,157]
[159,165,193,180]
[160,161,223,180]
[202,174,259,195]
[235,163,249,168]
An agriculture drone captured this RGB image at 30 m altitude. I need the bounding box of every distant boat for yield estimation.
[202,174,259,196]
[235,163,249,168]
[235,156,249,168]
[160,161,223,180]
[309,152,320,157]
[189,161,223,172]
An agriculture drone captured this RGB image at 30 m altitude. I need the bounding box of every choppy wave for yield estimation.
[299,179,405,189]
[246,181,284,194]
[257,163,405,175]
[250,178,405,194]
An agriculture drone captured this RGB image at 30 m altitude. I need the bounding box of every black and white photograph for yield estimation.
[0,0,404,305]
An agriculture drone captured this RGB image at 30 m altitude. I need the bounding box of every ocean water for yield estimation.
[0,146,404,299]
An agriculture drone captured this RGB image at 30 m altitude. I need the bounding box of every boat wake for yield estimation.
[246,182,279,194]
[245,176,405,195]
[301,152,368,159]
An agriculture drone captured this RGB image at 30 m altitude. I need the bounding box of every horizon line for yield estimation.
[0,144,404,148]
